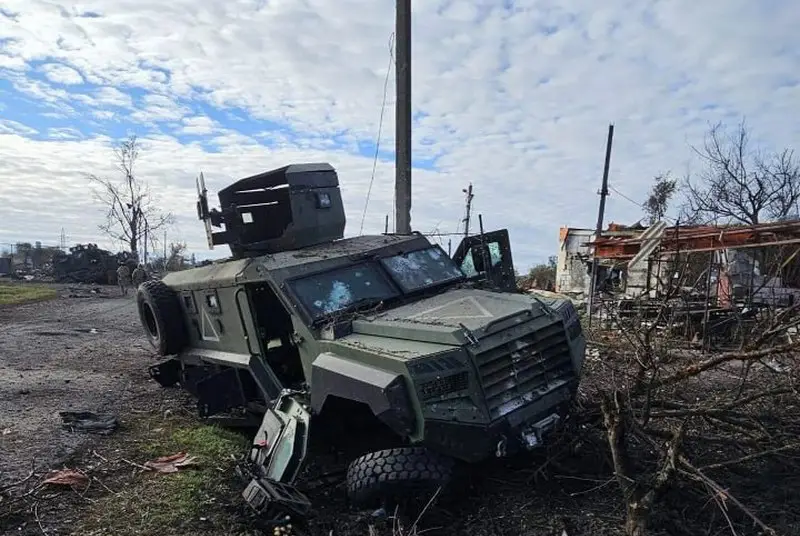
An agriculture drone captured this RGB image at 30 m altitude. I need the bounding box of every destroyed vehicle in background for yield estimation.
[52,244,136,285]
[137,163,586,519]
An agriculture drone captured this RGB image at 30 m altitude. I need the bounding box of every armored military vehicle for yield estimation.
[137,163,585,520]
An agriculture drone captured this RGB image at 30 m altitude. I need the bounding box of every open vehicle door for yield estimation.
[452,229,517,292]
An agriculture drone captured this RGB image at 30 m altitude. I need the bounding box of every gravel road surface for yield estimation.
[0,286,160,483]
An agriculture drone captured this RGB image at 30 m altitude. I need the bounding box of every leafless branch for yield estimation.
[682,119,800,226]
[88,135,174,258]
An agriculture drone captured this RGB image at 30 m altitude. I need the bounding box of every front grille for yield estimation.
[419,371,469,400]
[471,321,575,419]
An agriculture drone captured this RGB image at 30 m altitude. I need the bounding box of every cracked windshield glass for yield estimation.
[290,263,398,320]
[381,246,464,292]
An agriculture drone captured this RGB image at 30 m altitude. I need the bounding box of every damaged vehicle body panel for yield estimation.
[138,162,586,518]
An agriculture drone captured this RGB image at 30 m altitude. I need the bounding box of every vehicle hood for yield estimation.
[348,287,550,347]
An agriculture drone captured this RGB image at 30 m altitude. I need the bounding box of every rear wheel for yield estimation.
[346,447,455,510]
[136,280,187,356]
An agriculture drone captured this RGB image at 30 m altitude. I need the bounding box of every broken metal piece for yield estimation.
[242,477,312,523]
[520,413,561,450]
[148,358,181,387]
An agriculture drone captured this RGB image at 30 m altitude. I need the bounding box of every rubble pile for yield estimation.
[51,244,136,285]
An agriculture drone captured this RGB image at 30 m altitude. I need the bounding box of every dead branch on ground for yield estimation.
[579,249,800,535]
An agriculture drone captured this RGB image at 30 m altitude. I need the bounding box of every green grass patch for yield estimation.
[0,283,57,305]
[74,415,253,536]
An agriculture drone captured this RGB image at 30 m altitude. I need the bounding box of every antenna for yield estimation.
[196,172,215,250]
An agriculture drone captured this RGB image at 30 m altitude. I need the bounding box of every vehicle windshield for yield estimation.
[380,246,464,293]
[288,263,399,321]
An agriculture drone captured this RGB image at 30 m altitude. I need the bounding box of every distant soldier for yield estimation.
[116,263,131,296]
[131,264,148,288]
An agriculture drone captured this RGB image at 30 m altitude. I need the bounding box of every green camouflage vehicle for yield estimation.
[137,163,586,520]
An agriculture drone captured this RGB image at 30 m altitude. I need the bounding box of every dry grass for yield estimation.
[0,282,57,305]
[71,413,253,536]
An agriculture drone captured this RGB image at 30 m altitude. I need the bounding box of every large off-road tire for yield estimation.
[137,280,187,356]
[346,447,455,509]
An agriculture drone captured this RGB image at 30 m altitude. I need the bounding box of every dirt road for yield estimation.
[0,286,160,482]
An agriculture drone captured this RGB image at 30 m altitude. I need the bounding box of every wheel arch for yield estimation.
[310,352,419,440]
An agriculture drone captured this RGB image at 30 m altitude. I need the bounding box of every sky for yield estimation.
[0,0,799,270]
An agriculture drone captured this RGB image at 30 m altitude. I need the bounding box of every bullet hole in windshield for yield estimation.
[382,247,463,292]
[313,280,354,314]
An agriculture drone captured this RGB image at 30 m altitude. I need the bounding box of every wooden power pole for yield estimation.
[587,124,615,327]
[462,183,474,238]
[394,0,412,234]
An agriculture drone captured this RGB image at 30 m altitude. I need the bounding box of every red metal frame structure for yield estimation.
[589,221,800,259]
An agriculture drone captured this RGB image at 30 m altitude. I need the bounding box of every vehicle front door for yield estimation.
[452,229,517,292]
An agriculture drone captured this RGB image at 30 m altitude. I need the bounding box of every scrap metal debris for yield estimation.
[60,411,119,435]
[143,452,199,473]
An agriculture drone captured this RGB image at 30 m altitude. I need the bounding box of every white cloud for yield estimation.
[40,62,84,85]
[95,87,134,108]
[0,120,38,136]
[0,0,798,267]
[130,94,190,124]
[0,54,26,69]
[181,115,217,135]
[46,127,83,139]
[91,110,116,120]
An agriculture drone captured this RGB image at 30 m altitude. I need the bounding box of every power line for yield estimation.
[608,184,643,209]
[359,32,396,236]
[608,184,680,224]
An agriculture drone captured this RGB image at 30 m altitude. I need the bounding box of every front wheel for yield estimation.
[346,447,455,510]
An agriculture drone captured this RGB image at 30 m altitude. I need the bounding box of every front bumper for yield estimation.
[422,381,576,463]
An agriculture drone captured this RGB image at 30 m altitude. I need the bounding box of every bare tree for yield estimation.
[643,172,677,225]
[150,241,189,273]
[682,120,800,225]
[165,241,188,271]
[89,135,172,258]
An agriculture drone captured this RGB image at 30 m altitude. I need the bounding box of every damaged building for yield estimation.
[555,223,644,296]
[556,220,800,308]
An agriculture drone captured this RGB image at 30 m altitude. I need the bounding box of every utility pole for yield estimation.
[462,183,474,238]
[394,0,412,234]
[587,124,615,328]
[163,230,167,266]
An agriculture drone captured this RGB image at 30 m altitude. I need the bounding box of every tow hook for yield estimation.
[495,436,508,457]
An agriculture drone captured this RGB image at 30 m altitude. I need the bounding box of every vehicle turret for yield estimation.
[196,162,346,258]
